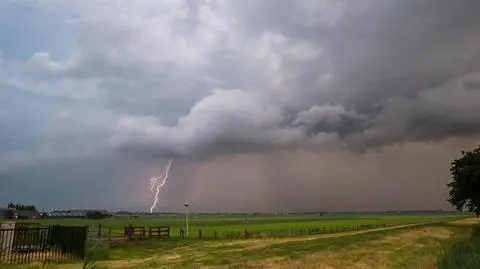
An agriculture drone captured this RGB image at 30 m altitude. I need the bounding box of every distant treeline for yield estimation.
[7,203,37,212]
[116,210,457,216]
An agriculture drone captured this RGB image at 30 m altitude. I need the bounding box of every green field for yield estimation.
[36,212,467,238]
[1,213,476,269]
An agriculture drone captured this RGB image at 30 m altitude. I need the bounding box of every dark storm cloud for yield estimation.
[103,0,480,159]
[2,0,480,211]
[232,0,480,105]
[2,0,480,161]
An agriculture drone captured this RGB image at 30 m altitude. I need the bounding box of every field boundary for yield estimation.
[87,217,467,242]
[221,219,464,248]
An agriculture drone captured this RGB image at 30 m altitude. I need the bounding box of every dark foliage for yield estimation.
[7,203,37,212]
[448,145,480,217]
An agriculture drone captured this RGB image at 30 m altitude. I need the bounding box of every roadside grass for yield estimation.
[437,219,480,269]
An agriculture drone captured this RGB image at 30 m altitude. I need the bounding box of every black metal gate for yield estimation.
[0,225,88,264]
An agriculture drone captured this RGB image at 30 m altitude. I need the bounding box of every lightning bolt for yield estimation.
[149,159,173,213]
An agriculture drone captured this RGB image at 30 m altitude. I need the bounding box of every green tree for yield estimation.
[6,203,37,212]
[448,145,480,217]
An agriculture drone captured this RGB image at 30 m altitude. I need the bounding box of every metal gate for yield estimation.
[0,224,88,264]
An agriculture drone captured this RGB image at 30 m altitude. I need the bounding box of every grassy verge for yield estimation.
[438,221,480,269]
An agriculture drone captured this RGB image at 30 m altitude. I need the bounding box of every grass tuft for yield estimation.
[438,224,480,269]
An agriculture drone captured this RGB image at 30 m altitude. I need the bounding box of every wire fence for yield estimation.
[87,221,436,241]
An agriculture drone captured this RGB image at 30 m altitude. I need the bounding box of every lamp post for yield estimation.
[184,202,189,237]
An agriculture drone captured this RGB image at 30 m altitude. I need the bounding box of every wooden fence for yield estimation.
[123,225,170,240]
[88,224,170,240]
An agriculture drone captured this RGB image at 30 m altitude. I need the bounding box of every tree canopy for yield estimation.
[7,203,37,212]
[448,145,480,217]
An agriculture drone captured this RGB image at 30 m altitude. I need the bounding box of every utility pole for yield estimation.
[184,202,189,237]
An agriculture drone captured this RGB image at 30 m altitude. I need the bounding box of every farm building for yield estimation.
[0,207,15,220]
[15,210,41,219]
[0,207,41,220]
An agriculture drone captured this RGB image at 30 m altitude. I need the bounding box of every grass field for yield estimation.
[1,213,476,269]
[35,212,468,238]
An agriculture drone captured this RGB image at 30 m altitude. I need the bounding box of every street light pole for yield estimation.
[184,202,189,237]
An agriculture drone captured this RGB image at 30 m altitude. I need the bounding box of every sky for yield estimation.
[1,0,480,213]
